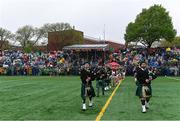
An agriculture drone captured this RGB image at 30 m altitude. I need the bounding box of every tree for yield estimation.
[38,22,72,46]
[0,27,14,49]
[124,22,139,47]
[16,25,35,51]
[160,36,180,47]
[124,4,176,48]
[41,22,72,38]
[15,23,73,52]
[15,25,46,51]
[33,27,46,46]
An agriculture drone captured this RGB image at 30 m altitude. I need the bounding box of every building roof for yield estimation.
[63,44,109,51]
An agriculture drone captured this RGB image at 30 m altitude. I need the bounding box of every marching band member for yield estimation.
[134,61,157,113]
[80,63,95,111]
[96,66,106,97]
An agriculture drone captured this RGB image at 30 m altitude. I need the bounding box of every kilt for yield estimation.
[96,80,105,88]
[136,82,152,98]
[81,83,95,100]
[105,79,111,84]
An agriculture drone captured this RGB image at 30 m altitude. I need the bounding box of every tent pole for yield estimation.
[95,50,96,62]
[87,50,88,62]
[103,48,105,65]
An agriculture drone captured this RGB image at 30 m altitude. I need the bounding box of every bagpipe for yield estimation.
[85,77,92,97]
[141,70,157,98]
[142,85,151,98]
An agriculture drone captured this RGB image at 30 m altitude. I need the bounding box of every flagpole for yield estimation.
[103,24,106,65]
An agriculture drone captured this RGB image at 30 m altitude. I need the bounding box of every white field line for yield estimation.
[166,76,180,81]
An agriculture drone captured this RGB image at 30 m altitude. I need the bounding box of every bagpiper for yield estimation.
[96,66,106,97]
[80,62,95,111]
[134,61,157,113]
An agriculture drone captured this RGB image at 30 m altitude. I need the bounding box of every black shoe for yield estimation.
[142,111,146,113]
[82,109,86,111]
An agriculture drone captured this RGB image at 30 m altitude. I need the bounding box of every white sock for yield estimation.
[145,101,149,108]
[104,87,107,91]
[82,103,86,110]
[142,105,146,113]
[89,100,93,106]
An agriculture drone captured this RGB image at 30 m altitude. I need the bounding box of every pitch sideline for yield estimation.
[95,79,123,121]
[166,76,180,81]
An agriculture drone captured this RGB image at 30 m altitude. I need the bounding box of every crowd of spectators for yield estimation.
[0,47,179,76]
[0,50,103,76]
[115,47,180,76]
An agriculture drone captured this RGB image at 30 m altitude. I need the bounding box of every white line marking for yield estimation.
[166,76,180,81]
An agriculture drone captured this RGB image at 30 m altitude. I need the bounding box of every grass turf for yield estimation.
[102,76,180,120]
[0,76,179,120]
[0,76,111,120]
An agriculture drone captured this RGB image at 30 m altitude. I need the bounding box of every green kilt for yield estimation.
[96,80,105,88]
[136,81,152,98]
[81,83,95,100]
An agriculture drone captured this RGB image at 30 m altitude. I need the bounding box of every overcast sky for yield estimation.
[0,0,180,44]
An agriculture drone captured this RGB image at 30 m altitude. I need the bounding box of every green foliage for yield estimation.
[124,4,176,48]
[160,36,180,47]
[24,42,34,53]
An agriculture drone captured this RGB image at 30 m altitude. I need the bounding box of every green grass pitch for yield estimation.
[0,76,180,120]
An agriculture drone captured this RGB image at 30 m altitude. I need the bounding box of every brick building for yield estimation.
[48,29,124,51]
[83,37,124,50]
[48,29,83,51]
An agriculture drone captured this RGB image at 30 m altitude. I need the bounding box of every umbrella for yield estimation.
[107,62,120,70]
[108,62,119,66]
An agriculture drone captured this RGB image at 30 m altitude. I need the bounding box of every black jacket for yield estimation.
[135,67,149,85]
[80,68,92,85]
